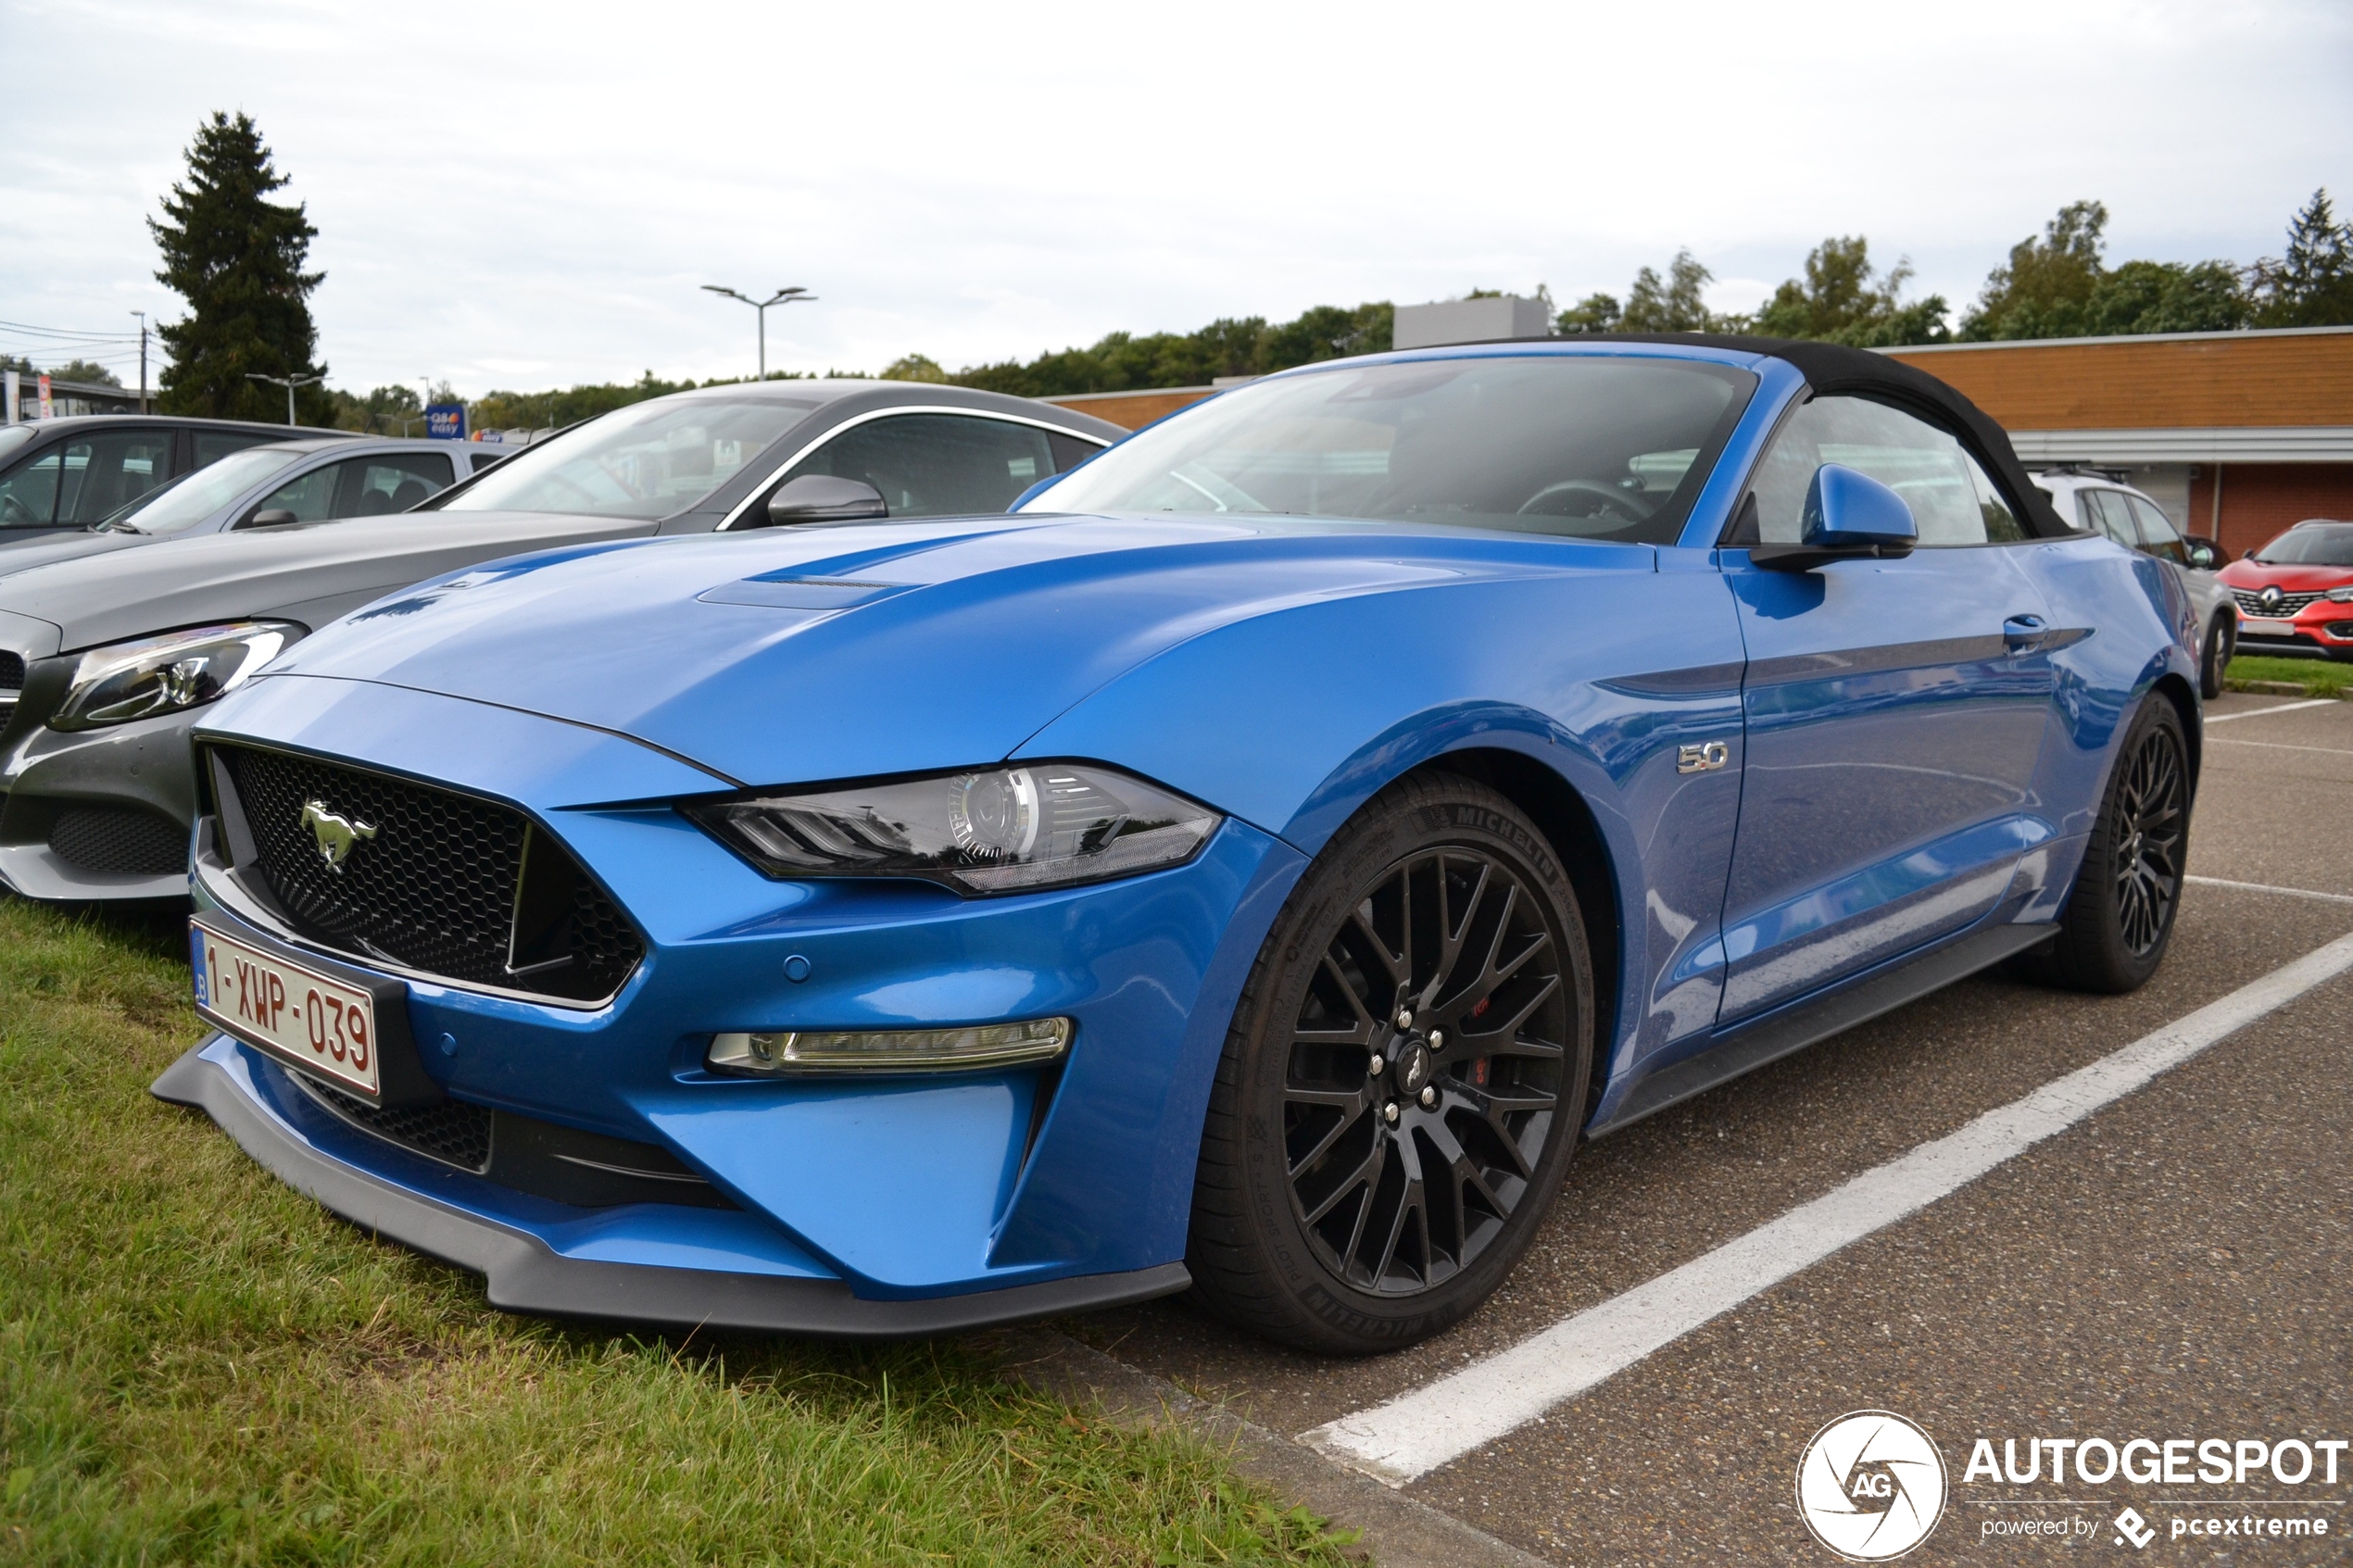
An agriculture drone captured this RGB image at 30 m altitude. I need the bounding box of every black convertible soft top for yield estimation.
[1561,332,2073,539]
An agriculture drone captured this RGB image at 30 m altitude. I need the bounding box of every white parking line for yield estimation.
[2209,738,2353,756]
[2186,874,2353,906]
[2206,698,2337,723]
[1299,929,2353,1486]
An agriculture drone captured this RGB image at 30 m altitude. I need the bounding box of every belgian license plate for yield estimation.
[191,921,380,1096]
[2242,617,2293,633]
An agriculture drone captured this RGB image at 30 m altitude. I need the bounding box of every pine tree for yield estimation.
[150,112,330,423]
[2248,188,2353,328]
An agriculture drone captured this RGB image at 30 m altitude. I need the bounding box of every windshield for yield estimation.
[439,395,815,519]
[107,445,307,533]
[2253,523,2353,566]
[1019,354,1754,545]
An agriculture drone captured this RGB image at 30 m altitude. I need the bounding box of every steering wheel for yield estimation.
[1516,479,1653,522]
[0,494,33,526]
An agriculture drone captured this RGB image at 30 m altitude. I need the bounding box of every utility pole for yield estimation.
[245,371,324,426]
[700,284,815,380]
[130,311,148,413]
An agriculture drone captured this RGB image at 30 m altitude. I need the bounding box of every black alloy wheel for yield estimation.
[2198,612,2233,700]
[2029,696,2192,994]
[1186,773,1593,1354]
[2110,721,2187,956]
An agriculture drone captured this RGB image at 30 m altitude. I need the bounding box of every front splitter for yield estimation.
[150,1042,1189,1338]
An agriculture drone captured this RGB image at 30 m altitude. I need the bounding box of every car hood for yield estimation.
[259,513,1600,789]
[0,530,148,578]
[0,509,659,652]
[2218,559,2353,593]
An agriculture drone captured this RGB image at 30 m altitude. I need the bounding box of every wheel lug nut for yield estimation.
[1428,1029,1443,1047]
[1396,1010,1413,1029]
[1419,1085,1437,1108]
[1368,1054,1384,1076]
[1383,1101,1400,1124]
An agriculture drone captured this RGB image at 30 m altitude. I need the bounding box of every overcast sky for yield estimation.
[3,0,2347,397]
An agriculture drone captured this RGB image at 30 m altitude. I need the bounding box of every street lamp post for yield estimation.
[700,284,815,380]
[245,372,324,426]
[130,311,148,413]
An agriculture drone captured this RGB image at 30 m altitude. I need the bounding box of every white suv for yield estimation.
[2032,467,2233,698]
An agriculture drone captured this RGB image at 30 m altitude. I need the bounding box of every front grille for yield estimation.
[215,745,643,1005]
[2231,588,2323,617]
[303,1075,495,1172]
[49,806,187,876]
[0,650,22,692]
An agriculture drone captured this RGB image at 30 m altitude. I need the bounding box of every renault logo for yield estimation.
[300,800,377,872]
[2260,585,2284,610]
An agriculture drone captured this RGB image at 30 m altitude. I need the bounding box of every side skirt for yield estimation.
[1591,921,2057,1135]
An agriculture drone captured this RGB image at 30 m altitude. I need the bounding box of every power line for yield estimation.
[0,319,146,342]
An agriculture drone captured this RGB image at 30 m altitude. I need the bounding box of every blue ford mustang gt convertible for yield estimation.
[156,335,2198,1354]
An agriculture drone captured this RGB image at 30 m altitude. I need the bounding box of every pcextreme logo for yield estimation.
[1796,1411,1950,1561]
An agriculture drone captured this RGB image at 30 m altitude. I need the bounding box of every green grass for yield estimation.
[0,898,1353,1566]
[2224,653,2353,696]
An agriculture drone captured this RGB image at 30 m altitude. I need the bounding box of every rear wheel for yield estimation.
[2198,612,2234,699]
[2034,696,2191,993]
[1185,773,1592,1354]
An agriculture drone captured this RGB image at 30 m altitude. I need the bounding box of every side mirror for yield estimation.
[243,508,299,529]
[1753,464,1918,571]
[2183,536,2221,571]
[765,474,887,527]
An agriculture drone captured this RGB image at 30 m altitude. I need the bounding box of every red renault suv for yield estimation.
[2218,520,2353,661]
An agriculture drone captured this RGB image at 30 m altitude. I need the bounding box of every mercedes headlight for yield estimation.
[686,762,1219,894]
[49,622,298,732]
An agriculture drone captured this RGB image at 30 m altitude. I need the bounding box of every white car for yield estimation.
[2032,466,2233,697]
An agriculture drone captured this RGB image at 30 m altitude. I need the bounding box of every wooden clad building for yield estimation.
[1049,325,2353,558]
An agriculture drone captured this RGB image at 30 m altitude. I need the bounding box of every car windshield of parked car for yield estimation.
[1018,355,1755,546]
[438,396,814,520]
[2252,523,2353,566]
[101,445,308,534]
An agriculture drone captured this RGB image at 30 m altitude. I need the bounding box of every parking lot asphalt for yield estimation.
[1066,693,2353,1564]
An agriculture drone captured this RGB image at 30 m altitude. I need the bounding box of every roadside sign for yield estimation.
[425,403,467,440]
[3,369,17,423]
[37,372,53,420]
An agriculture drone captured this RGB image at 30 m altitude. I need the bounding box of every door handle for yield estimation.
[2003,613,2046,652]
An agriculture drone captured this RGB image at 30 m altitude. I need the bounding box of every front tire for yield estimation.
[1184,773,1593,1354]
[2036,696,2191,994]
[2198,612,2234,699]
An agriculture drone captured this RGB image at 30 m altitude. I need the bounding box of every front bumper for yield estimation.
[2234,609,2353,659]
[152,1036,1188,1335]
[0,653,203,902]
[182,672,1311,1323]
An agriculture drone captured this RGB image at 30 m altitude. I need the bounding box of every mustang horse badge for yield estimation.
[300,800,377,872]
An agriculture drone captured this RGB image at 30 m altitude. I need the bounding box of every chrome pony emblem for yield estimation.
[300,800,377,872]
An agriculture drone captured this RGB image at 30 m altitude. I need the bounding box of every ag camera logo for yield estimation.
[1796,1411,1949,1561]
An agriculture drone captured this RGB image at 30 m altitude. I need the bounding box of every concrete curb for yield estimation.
[2224,678,2351,698]
[992,1327,1553,1568]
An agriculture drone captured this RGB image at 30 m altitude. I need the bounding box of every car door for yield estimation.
[752,412,1082,522]
[1715,393,2057,1022]
[238,451,457,526]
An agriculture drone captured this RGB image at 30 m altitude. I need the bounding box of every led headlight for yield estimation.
[709,1016,1070,1076]
[49,622,298,732]
[2326,585,2353,603]
[686,762,1218,894]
